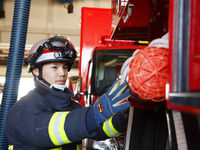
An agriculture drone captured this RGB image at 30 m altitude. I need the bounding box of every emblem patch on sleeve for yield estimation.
[98,103,103,112]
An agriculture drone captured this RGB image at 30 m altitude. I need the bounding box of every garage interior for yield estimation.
[0,0,111,100]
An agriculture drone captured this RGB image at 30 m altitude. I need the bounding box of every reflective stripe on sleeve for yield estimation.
[103,116,122,137]
[9,145,14,150]
[76,144,82,150]
[48,111,71,146]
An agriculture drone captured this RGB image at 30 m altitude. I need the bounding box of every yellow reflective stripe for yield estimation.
[103,120,112,137]
[48,111,71,146]
[49,112,60,145]
[59,112,71,144]
[138,40,148,44]
[49,147,62,150]
[108,117,121,136]
[26,63,31,72]
[9,145,13,150]
[76,144,82,150]
[103,116,122,137]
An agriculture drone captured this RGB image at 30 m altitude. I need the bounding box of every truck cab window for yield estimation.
[91,49,134,96]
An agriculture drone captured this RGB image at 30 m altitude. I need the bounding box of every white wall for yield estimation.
[0,0,111,101]
[0,0,111,77]
[0,0,111,50]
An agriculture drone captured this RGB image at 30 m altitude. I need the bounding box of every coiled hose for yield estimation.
[0,0,31,149]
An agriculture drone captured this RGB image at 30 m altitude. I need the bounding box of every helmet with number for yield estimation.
[26,35,77,72]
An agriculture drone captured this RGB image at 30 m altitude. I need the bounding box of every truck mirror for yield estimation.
[67,76,82,101]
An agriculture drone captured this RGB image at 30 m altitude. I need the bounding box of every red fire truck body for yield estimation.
[167,0,200,114]
[78,7,147,107]
[78,7,112,106]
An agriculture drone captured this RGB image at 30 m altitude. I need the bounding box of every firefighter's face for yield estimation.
[42,62,68,85]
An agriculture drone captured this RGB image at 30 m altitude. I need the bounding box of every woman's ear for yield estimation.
[32,68,39,76]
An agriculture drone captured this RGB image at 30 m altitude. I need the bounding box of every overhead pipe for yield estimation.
[0,0,5,18]
[0,0,31,149]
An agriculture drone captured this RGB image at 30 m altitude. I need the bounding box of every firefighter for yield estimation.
[6,35,131,150]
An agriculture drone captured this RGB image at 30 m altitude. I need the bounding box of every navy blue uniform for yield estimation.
[7,79,110,150]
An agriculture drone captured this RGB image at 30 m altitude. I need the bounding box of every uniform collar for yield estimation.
[34,78,72,111]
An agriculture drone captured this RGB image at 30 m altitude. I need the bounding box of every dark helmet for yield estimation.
[26,35,77,72]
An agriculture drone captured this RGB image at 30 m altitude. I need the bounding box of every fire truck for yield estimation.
[69,0,200,149]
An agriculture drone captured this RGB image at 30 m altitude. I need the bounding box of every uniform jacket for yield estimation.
[7,79,109,150]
